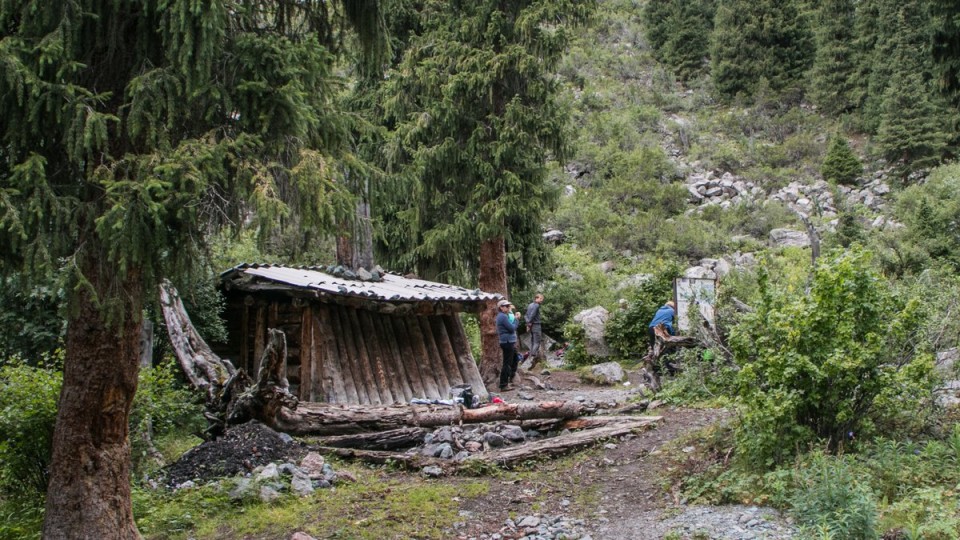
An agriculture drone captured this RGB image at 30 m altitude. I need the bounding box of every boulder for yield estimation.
[543,229,566,245]
[299,452,326,479]
[572,306,611,358]
[587,362,626,385]
[769,228,810,248]
[684,266,717,279]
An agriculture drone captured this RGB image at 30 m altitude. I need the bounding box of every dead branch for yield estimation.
[159,279,237,405]
[642,324,698,391]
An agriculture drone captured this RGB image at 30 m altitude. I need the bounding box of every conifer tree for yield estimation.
[821,135,863,186]
[710,0,814,101]
[379,0,592,381]
[0,2,383,536]
[644,0,715,81]
[875,71,950,173]
[932,0,960,108]
[809,0,858,115]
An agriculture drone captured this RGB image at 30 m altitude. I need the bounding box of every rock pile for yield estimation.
[416,424,544,467]
[226,451,356,503]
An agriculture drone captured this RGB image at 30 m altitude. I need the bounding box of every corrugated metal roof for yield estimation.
[222,264,502,304]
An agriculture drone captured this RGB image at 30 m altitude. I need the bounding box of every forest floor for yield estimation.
[439,369,796,539]
[162,368,798,539]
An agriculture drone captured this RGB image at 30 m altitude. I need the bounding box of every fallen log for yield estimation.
[315,417,662,473]
[270,400,587,436]
[468,417,660,468]
[306,427,428,450]
[317,446,452,471]
[159,279,238,406]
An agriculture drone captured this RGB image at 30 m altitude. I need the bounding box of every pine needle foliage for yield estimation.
[809,0,858,115]
[710,0,814,101]
[0,0,382,306]
[821,135,862,186]
[375,0,593,284]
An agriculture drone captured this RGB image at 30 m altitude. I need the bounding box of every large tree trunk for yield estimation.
[478,236,508,387]
[43,260,143,539]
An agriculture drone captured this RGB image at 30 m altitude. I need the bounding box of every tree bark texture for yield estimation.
[478,236,508,387]
[43,260,143,539]
[159,280,237,405]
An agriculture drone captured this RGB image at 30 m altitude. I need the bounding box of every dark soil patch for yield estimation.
[163,420,307,486]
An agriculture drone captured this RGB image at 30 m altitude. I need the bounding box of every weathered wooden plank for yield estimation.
[417,316,453,397]
[299,306,312,401]
[389,314,428,400]
[430,316,466,389]
[347,307,384,405]
[372,312,414,403]
[444,314,488,399]
[329,305,365,404]
[240,301,250,372]
[315,305,347,404]
[253,304,266,375]
[403,316,442,399]
[357,309,396,404]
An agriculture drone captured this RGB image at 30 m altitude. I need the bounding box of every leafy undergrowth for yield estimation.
[663,421,960,539]
[134,464,488,540]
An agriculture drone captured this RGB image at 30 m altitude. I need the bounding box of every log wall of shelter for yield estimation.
[217,294,487,405]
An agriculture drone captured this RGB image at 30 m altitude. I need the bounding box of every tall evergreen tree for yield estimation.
[932,0,960,108]
[873,4,951,172]
[0,1,383,536]
[710,0,814,101]
[875,71,950,173]
[644,0,715,81]
[379,0,592,381]
[809,0,858,115]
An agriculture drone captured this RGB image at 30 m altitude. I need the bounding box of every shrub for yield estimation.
[130,361,204,475]
[606,261,683,359]
[790,453,879,540]
[0,360,62,500]
[730,249,937,467]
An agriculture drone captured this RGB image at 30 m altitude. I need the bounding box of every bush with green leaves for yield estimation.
[605,261,683,359]
[0,359,62,500]
[130,361,204,474]
[730,249,937,467]
[790,453,879,540]
[890,163,960,273]
[537,246,619,338]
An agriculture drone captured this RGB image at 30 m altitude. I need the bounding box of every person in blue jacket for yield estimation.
[496,299,520,392]
[647,300,676,351]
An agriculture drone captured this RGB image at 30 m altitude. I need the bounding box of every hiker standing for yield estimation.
[525,293,545,368]
[496,299,520,392]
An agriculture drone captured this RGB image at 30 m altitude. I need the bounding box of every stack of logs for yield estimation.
[160,280,661,472]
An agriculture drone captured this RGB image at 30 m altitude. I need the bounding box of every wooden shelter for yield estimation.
[215,264,497,405]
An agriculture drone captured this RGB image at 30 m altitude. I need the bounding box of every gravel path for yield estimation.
[452,369,798,540]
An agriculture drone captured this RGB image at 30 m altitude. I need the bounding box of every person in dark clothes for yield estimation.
[525,293,544,368]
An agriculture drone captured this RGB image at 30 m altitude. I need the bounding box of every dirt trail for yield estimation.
[446,369,743,538]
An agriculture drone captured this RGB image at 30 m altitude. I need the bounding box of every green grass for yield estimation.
[134,467,489,540]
